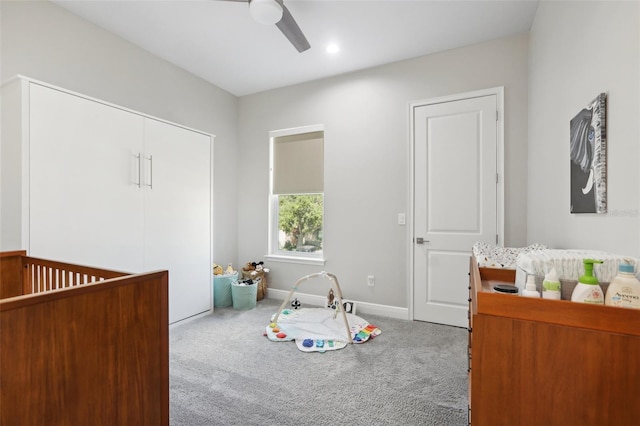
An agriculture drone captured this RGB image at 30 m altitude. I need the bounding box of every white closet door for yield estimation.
[142,118,212,323]
[29,83,144,271]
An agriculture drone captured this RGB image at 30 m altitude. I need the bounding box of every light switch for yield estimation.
[398,213,406,225]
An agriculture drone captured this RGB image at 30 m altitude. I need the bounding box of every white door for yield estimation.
[143,118,212,324]
[413,93,499,327]
[29,83,145,272]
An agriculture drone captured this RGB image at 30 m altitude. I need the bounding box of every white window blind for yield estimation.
[272,131,324,195]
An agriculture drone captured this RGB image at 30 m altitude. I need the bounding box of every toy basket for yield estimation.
[213,272,237,307]
[231,282,257,310]
[242,270,267,301]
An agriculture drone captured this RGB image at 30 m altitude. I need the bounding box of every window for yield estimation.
[268,125,324,264]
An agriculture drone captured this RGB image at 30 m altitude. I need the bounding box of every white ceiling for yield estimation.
[52,0,539,97]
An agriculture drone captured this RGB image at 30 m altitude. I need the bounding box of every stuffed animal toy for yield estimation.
[242,261,265,272]
[241,261,269,300]
[213,264,223,275]
[242,261,269,275]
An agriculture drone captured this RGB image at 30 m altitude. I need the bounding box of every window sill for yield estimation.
[264,254,326,266]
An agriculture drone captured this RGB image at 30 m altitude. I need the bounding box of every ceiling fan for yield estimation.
[222,0,310,53]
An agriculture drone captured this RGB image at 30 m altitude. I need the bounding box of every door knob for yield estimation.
[416,237,429,244]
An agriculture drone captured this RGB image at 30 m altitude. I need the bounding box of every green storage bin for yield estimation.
[231,282,258,310]
[213,272,238,308]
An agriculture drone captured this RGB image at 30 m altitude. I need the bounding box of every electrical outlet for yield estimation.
[367,275,375,287]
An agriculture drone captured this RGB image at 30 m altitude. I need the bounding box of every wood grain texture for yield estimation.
[478,266,516,283]
[468,256,640,425]
[1,252,130,300]
[0,251,26,298]
[471,314,640,425]
[477,291,640,336]
[21,256,129,295]
[0,269,169,426]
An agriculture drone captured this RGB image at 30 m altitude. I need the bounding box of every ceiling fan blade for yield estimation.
[217,0,309,52]
[276,4,310,53]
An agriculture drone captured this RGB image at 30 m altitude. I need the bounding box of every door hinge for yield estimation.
[496,110,499,121]
[496,173,499,184]
[496,234,499,244]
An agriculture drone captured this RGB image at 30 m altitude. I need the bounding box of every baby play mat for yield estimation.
[265,308,381,352]
[264,271,380,353]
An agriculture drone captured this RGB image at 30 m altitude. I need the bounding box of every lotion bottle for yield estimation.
[522,275,541,298]
[542,268,562,300]
[571,259,604,305]
[604,260,640,309]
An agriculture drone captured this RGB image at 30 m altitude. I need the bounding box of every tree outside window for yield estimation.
[278,194,323,253]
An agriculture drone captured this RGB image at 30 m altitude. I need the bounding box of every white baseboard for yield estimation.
[265,289,409,320]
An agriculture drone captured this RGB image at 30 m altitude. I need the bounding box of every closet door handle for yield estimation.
[136,153,142,188]
[147,155,153,189]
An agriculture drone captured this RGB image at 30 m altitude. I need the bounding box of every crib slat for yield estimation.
[17,256,129,295]
[36,265,42,293]
[44,266,51,292]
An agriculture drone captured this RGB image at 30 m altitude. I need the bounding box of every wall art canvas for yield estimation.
[569,93,607,214]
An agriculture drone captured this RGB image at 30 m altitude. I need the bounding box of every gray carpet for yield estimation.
[170,299,468,426]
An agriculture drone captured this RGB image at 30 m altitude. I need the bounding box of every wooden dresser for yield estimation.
[468,256,640,425]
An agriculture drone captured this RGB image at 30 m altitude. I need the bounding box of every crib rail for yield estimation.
[1,264,169,425]
[0,251,129,299]
[22,256,128,295]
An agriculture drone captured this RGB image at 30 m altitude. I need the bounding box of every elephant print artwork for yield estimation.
[570,93,607,214]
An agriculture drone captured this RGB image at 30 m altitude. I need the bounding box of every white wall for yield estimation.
[528,0,640,256]
[0,0,239,265]
[238,34,529,308]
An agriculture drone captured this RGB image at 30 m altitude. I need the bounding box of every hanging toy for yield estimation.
[291,298,301,309]
[327,288,335,308]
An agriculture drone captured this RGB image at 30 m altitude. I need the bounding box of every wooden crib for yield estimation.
[0,250,169,425]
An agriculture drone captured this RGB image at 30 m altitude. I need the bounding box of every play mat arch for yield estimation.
[272,271,353,344]
[265,272,381,352]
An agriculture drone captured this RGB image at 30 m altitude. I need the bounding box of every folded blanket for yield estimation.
[472,242,548,269]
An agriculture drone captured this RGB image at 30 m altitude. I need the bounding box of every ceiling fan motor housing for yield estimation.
[250,0,283,25]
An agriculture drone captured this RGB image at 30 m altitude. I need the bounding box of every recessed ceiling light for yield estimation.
[326,43,340,54]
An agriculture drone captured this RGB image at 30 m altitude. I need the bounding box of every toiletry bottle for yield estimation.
[571,259,604,304]
[542,268,562,300]
[521,275,541,298]
[605,260,640,309]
